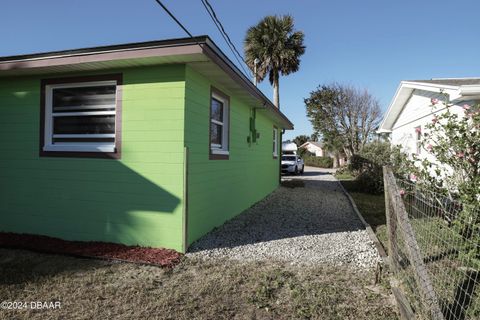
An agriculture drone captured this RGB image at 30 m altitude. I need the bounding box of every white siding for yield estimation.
[391,89,467,162]
[304,143,323,156]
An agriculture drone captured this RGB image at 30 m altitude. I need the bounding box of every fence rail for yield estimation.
[383,166,480,320]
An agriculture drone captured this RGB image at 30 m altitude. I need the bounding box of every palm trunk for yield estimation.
[273,77,280,109]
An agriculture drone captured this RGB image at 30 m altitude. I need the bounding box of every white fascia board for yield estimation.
[401,81,459,91]
[378,82,412,131]
[379,81,464,132]
[459,85,480,96]
[376,128,392,134]
[402,81,462,100]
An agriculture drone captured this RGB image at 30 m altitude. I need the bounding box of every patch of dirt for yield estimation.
[0,232,181,268]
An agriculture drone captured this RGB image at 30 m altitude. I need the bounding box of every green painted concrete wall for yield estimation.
[184,66,281,245]
[0,65,186,251]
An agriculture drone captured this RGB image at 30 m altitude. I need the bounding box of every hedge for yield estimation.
[304,156,333,168]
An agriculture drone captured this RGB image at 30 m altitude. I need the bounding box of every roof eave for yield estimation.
[0,36,294,130]
[459,85,480,97]
[376,128,392,134]
[402,81,459,91]
[379,82,412,131]
[379,81,463,131]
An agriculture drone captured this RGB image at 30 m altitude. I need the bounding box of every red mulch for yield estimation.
[0,232,182,268]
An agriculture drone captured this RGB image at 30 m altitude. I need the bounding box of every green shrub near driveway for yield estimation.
[345,142,409,194]
[304,156,333,168]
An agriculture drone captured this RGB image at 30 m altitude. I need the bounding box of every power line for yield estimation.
[153,0,252,79]
[153,0,194,38]
[200,0,252,77]
[201,0,246,64]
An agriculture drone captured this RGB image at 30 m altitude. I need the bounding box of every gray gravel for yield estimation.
[187,167,381,269]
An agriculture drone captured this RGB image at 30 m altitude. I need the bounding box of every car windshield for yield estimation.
[282,156,296,161]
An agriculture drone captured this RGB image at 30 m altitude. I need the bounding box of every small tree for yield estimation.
[292,134,309,147]
[305,83,382,159]
[297,147,313,159]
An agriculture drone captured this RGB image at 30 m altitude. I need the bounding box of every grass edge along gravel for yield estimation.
[337,177,388,252]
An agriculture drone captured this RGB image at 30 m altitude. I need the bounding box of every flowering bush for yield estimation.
[411,94,480,205]
[408,92,480,267]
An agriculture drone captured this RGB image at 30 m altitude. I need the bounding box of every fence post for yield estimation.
[385,167,445,320]
[383,166,398,271]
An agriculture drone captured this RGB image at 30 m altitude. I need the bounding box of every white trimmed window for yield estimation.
[210,91,229,155]
[273,127,278,157]
[43,80,118,153]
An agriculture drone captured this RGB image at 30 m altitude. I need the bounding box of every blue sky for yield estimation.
[2,0,480,140]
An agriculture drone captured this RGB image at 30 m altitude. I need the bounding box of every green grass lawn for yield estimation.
[338,176,480,319]
[338,178,388,251]
[334,172,355,181]
[0,249,398,319]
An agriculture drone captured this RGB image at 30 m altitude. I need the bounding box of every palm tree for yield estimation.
[244,15,305,109]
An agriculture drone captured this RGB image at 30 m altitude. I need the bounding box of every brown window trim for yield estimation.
[273,125,278,159]
[209,86,230,160]
[39,73,123,159]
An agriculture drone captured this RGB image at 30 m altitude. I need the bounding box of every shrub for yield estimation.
[297,147,314,159]
[348,142,409,194]
[304,156,333,168]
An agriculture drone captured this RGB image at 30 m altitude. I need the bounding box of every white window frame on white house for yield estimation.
[43,80,118,153]
[273,127,278,157]
[210,92,229,155]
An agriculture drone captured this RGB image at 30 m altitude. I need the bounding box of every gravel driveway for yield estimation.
[187,167,381,269]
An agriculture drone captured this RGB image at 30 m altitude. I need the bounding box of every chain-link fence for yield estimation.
[383,167,480,320]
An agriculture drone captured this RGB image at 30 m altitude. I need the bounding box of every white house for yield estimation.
[378,78,480,160]
[299,141,325,157]
[299,141,347,167]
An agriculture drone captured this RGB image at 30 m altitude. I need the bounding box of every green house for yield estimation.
[0,36,293,253]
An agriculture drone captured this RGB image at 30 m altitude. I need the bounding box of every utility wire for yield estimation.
[200,0,252,77]
[153,0,194,38]
[153,0,252,79]
[201,0,246,65]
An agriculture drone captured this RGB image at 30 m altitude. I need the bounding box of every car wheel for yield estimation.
[294,166,298,175]
[300,165,304,174]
